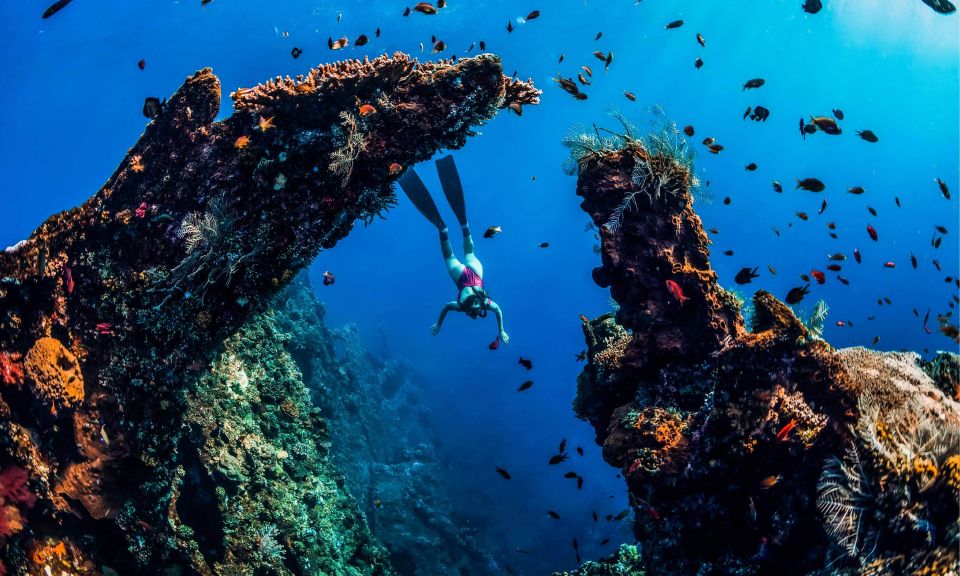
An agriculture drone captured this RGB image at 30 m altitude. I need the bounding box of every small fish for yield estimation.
[911,253,918,269]
[745,163,758,171]
[330,36,348,50]
[811,269,825,284]
[547,511,560,519]
[750,106,770,121]
[479,41,486,50]
[358,104,377,116]
[413,2,438,15]
[735,267,760,285]
[355,34,369,47]
[665,279,690,304]
[848,186,865,195]
[376,28,381,38]
[819,199,828,214]
[809,115,842,135]
[507,101,524,116]
[323,271,335,285]
[867,225,878,241]
[138,59,146,70]
[143,97,164,118]
[538,242,549,248]
[557,53,563,62]
[624,91,636,101]
[526,10,541,20]
[856,130,879,142]
[785,285,810,305]
[519,357,533,370]
[432,39,445,53]
[933,259,942,270]
[517,380,533,391]
[388,162,403,177]
[577,73,591,85]
[683,125,695,136]
[707,143,723,154]
[489,337,500,350]
[800,274,811,282]
[884,261,896,268]
[576,446,584,456]
[403,6,411,16]
[484,226,502,238]
[234,135,251,149]
[832,108,844,120]
[496,467,512,479]
[802,0,823,14]
[696,33,705,47]
[42,0,73,19]
[776,419,797,441]
[506,20,514,33]
[257,115,275,131]
[743,106,753,120]
[936,178,951,199]
[291,47,303,59]
[867,206,877,216]
[837,275,849,285]
[573,538,581,563]
[773,181,783,193]
[666,20,684,29]
[936,225,949,234]
[796,178,825,192]
[594,31,603,40]
[694,57,704,69]
[759,475,781,489]
[605,52,613,71]
[563,471,578,479]
[827,264,842,272]
[768,265,777,275]
[743,78,765,90]
[723,250,734,256]
[796,211,809,221]
[548,454,569,465]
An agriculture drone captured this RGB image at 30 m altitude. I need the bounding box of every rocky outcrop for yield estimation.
[273,276,497,576]
[0,53,538,575]
[570,127,959,575]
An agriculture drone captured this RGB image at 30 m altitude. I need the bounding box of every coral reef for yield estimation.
[572,134,959,575]
[554,544,645,576]
[0,53,537,574]
[272,276,499,576]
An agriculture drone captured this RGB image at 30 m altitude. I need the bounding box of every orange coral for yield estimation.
[24,337,84,408]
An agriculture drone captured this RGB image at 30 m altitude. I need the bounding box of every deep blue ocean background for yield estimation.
[1,1,957,574]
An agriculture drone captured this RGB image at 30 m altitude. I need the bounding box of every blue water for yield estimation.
[1,1,957,574]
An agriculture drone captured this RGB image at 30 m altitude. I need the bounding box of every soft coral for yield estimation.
[0,466,36,539]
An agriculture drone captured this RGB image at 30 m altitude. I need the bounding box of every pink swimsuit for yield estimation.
[457,266,483,289]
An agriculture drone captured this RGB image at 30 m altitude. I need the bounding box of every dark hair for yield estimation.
[460,288,490,318]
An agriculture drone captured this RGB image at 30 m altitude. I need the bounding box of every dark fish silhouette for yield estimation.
[832,108,845,120]
[666,20,684,29]
[803,0,823,14]
[547,510,560,519]
[735,267,760,285]
[517,380,533,391]
[785,284,810,305]
[42,0,73,18]
[495,467,512,479]
[143,97,164,118]
[548,453,569,465]
[856,129,879,142]
[519,357,533,370]
[796,178,826,192]
[743,78,765,90]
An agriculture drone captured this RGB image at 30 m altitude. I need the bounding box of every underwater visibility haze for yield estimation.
[0,1,958,575]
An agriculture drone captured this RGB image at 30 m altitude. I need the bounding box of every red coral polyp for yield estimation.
[0,352,24,387]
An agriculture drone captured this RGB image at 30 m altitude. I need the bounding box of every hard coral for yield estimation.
[571,121,958,575]
[23,337,84,408]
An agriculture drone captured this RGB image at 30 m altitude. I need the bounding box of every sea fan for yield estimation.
[805,299,829,340]
[817,441,878,563]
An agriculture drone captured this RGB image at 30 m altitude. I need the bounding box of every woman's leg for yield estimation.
[461,224,483,277]
[440,227,465,284]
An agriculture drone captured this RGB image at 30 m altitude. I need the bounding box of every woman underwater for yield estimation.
[399,155,509,345]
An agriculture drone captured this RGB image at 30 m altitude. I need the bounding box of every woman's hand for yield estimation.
[431,323,442,336]
[499,330,510,344]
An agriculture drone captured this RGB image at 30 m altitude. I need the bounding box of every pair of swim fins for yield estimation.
[398,155,467,229]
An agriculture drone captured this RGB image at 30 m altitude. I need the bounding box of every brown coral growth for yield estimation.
[23,337,84,408]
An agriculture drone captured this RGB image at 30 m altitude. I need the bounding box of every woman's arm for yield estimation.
[488,300,509,344]
[432,301,460,335]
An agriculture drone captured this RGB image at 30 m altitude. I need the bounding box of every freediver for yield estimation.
[398,155,509,345]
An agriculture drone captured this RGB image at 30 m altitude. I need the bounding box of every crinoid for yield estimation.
[817,440,879,564]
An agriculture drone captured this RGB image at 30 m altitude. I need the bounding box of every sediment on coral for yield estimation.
[272,275,500,576]
[0,52,537,575]
[569,124,960,575]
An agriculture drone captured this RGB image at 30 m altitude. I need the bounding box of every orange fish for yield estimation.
[665,279,689,305]
[776,419,797,442]
[358,104,377,116]
[234,135,251,149]
[579,314,590,323]
[867,224,878,241]
[329,36,348,50]
[623,91,636,101]
[413,2,438,15]
[388,162,403,176]
[759,475,780,489]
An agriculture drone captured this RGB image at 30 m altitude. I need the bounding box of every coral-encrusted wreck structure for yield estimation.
[0,53,538,575]
[567,123,959,575]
